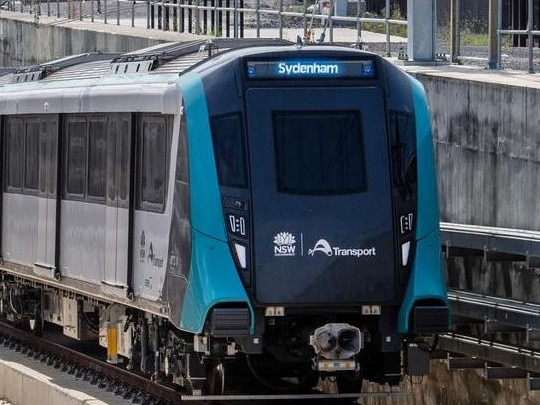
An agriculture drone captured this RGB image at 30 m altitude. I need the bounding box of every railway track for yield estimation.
[0,320,181,405]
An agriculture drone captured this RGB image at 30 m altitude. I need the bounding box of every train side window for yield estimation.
[138,115,169,212]
[65,119,87,198]
[39,120,48,194]
[24,120,40,192]
[176,115,188,183]
[107,121,118,202]
[38,117,58,197]
[118,117,131,204]
[5,118,24,191]
[107,114,131,207]
[388,111,417,196]
[210,113,247,188]
[87,118,107,200]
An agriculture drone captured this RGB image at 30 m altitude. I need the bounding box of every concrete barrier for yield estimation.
[0,10,200,66]
[404,66,540,232]
[0,343,127,405]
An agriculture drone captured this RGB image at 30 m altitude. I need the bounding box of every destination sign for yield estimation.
[246,59,375,79]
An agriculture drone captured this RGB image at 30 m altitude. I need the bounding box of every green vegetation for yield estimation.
[361,4,407,38]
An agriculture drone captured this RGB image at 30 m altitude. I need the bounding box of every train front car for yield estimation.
[175,44,449,394]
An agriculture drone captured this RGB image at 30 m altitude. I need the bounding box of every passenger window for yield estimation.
[176,116,188,183]
[118,118,131,203]
[24,120,40,192]
[38,117,58,197]
[5,118,24,191]
[107,115,131,206]
[107,121,118,202]
[140,117,167,210]
[65,120,87,197]
[88,119,107,199]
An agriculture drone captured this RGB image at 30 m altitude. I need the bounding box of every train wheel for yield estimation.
[335,371,362,393]
[205,361,225,395]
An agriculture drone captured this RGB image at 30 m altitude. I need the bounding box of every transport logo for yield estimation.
[273,232,296,256]
[308,239,333,256]
[308,238,377,258]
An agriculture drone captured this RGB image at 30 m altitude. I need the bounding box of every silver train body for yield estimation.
[0,39,449,396]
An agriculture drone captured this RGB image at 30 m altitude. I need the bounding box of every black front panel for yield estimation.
[246,87,396,305]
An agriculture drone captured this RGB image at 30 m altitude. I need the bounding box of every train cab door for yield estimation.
[104,114,132,289]
[245,87,396,305]
[35,116,59,274]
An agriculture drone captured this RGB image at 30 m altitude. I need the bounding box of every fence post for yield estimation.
[239,0,243,37]
[385,0,390,56]
[278,0,283,39]
[497,0,502,68]
[255,0,260,38]
[488,0,498,69]
[158,0,162,29]
[180,0,185,32]
[225,0,230,37]
[527,0,533,73]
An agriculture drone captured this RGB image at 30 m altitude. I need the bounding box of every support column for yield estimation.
[407,0,436,62]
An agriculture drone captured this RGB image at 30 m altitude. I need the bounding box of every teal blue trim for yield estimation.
[397,229,448,333]
[397,78,448,333]
[180,230,252,333]
[178,73,227,241]
[410,77,439,239]
[177,73,252,334]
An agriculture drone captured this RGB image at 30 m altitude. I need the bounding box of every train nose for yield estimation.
[310,323,363,360]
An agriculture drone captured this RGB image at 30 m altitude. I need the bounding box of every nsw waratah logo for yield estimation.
[273,232,296,257]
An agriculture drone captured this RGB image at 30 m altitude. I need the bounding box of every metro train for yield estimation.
[0,39,449,396]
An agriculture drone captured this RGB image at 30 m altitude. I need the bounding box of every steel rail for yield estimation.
[0,320,182,404]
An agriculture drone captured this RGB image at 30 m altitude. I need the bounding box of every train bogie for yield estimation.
[0,39,449,397]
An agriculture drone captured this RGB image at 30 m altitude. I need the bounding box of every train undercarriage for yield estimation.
[0,271,430,396]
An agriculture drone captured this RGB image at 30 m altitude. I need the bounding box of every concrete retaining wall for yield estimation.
[414,72,540,231]
[0,11,199,67]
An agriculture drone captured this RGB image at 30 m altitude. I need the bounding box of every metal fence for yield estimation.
[2,0,406,51]
[438,0,540,73]
[3,0,540,71]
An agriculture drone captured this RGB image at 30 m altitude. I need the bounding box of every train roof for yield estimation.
[0,38,384,87]
[0,39,389,116]
[0,38,296,85]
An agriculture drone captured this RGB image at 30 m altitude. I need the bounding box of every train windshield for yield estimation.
[273,111,366,195]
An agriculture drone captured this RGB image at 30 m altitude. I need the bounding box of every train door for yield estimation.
[104,114,132,288]
[35,116,59,273]
[245,87,396,305]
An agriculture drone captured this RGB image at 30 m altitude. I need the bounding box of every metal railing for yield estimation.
[496,0,539,73]
[1,0,405,49]
[448,0,540,73]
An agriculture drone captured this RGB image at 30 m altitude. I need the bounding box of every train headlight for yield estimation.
[310,323,363,360]
[401,241,411,266]
[234,243,247,269]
